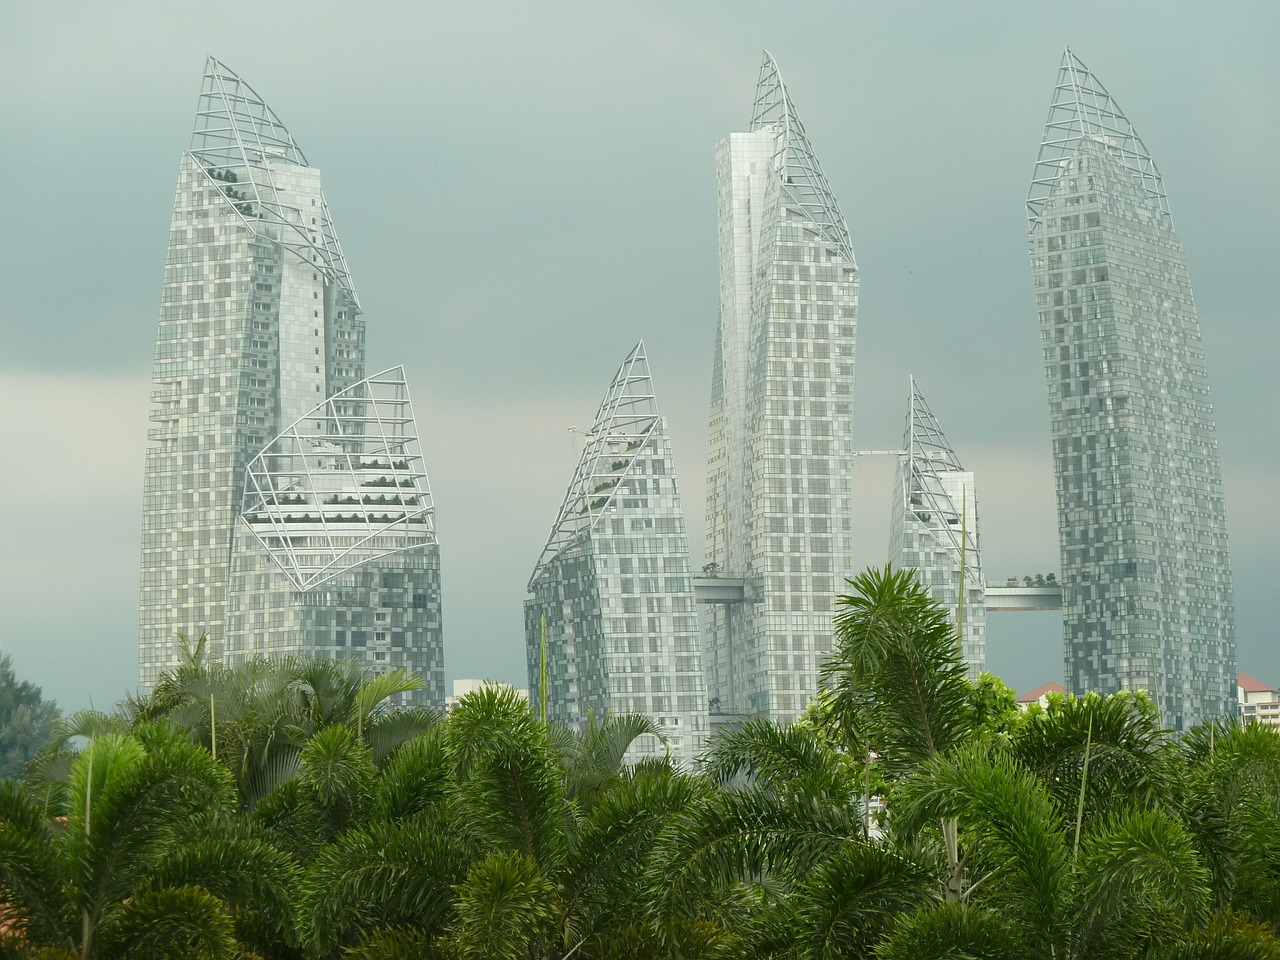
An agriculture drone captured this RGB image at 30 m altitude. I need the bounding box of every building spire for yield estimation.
[529,342,660,589]
[1027,47,1170,229]
[750,51,856,265]
[188,57,359,308]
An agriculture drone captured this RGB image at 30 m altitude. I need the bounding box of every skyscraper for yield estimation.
[703,53,859,723]
[888,380,985,678]
[526,343,707,763]
[139,59,443,703]
[1027,49,1235,729]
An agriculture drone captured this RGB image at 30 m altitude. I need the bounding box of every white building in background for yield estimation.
[888,380,986,678]
[525,343,708,764]
[1027,49,1235,730]
[702,52,860,723]
[1238,674,1280,728]
[139,58,443,705]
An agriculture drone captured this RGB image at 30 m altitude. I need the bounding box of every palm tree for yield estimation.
[3,723,295,959]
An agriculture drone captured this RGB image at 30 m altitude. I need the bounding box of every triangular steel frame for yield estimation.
[900,379,981,592]
[751,51,856,265]
[189,56,359,308]
[240,366,436,591]
[1027,47,1170,230]
[529,342,660,590]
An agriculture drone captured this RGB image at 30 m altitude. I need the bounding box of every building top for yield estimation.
[1027,46,1170,230]
[1017,681,1066,704]
[190,56,359,307]
[750,51,856,265]
[528,341,663,589]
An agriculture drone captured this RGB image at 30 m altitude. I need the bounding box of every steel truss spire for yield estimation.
[751,51,856,265]
[1027,47,1170,230]
[189,56,359,307]
[529,342,659,589]
[901,379,981,595]
[240,367,436,591]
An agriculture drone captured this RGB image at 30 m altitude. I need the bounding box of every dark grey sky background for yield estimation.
[1,1,1275,711]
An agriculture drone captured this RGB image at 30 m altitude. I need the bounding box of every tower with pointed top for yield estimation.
[703,53,860,723]
[888,381,985,679]
[525,343,707,763]
[1028,49,1235,728]
[139,59,443,702]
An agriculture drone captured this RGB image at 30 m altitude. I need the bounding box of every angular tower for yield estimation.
[703,53,859,722]
[139,59,443,703]
[1027,49,1235,729]
[888,381,985,678]
[526,343,707,764]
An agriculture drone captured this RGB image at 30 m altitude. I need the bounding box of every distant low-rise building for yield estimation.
[1238,673,1280,728]
[1017,681,1066,711]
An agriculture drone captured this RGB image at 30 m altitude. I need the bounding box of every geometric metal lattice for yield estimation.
[899,378,982,594]
[1027,47,1170,230]
[240,367,436,591]
[190,56,359,307]
[751,51,856,265]
[529,341,659,589]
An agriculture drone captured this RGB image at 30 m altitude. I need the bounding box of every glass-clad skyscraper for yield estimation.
[139,59,443,703]
[703,53,860,723]
[526,343,707,763]
[1027,49,1235,728]
[888,380,985,678]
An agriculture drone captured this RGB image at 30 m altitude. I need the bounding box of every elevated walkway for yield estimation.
[693,577,746,604]
[986,584,1062,611]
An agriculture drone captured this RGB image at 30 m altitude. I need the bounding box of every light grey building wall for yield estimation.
[526,343,707,764]
[139,59,442,704]
[1027,49,1235,730]
[888,381,986,678]
[703,53,860,723]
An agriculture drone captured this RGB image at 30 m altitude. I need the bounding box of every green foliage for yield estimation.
[452,852,559,960]
[876,901,1023,959]
[0,655,59,781]
[824,566,976,778]
[9,570,1280,958]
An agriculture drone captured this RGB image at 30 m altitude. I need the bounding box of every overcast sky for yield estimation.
[1,1,1276,711]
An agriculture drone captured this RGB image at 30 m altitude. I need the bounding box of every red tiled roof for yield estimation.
[1238,672,1274,694]
[1017,681,1065,703]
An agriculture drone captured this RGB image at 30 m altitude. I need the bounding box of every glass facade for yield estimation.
[139,58,443,705]
[703,53,859,723]
[887,381,985,678]
[1028,50,1235,729]
[525,343,708,764]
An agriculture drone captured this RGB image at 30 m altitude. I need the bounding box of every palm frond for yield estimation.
[297,819,465,954]
[452,851,560,960]
[823,566,975,778]
[1074,807,1212,957]
[874,901,1023,960]
[892,745,1069,953]
[92,884,237,960]
[792,843,936,960]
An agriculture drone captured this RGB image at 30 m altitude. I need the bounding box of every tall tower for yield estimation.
[703,53,860,723]
[139,59,443,703]
[526,343,707,764]
[888,381,985,678]
[1027,49,1235,729]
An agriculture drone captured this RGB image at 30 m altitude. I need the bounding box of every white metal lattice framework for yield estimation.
[240,366,436,590]
[1027,47,1170,230]
[529,342,659,589]
[189,56,359,306]
[901,379,982,593]
[750,51,856,265]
